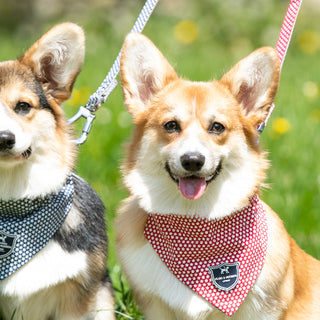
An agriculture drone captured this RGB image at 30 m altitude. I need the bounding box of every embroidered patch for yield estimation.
[208,262,239,292]
[0,230,18,258]
[144,195,268,316]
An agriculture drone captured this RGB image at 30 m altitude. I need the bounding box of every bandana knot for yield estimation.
[144,195,268,316]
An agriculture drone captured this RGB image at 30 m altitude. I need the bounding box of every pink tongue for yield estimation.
[179,177,207,200]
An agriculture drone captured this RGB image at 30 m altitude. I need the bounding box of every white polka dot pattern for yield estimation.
[144,195,268,316]
[0,176,74,280]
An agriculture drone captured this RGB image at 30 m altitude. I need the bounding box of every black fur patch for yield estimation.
[34,79,53,112]
[52,174,107,254]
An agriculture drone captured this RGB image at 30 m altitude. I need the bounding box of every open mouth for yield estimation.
[21,147,32,159]
[165,161,222,200]
[0,147,33,161]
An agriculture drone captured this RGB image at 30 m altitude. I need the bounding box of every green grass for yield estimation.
[0,1,319,319]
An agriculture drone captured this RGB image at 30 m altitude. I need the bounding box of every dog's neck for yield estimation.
[0,160,71,201]
[0,175,72,214]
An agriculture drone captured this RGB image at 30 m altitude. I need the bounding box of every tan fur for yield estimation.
[0,23,114,320]
[0,24,79,198]
[116,33,320,319]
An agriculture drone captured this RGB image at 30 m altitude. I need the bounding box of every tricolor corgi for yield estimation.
[115,33,320,319]
[0,23,114,320]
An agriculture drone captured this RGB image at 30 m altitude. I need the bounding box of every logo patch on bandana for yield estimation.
[0,230,17,258]
[208,262,239,292]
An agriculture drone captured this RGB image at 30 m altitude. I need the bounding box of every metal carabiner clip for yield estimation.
[67,106,96,145]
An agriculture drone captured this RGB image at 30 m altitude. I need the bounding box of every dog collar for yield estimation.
[0,175,74,280]
[144,195,268,316]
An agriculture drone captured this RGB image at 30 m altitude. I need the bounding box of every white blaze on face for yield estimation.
[0,102,32,158]
[167,121,218,200]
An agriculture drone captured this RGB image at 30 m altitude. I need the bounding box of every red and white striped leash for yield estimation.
[258,0,304,133]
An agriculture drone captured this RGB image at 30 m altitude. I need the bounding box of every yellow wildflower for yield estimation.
[297,30,320,54]
[67,87,91,107]
[174,20,198,45]
[272,117,291,135]
[303,81,319,99]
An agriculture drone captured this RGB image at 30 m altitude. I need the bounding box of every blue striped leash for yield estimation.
[68,0,159,145]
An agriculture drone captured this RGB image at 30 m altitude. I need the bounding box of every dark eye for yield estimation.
[14,102,32,115]
[164,120,181,133]
[209,122,225,134]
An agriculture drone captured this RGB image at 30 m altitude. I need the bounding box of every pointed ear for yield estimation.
[220,47,280,126]
[20,23,85,103]
[120,33,178,117]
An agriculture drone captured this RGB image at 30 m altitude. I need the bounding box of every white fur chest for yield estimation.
[0,240,87,298]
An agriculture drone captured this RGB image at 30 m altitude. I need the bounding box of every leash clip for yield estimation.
[257,122,265,134]
[67,106,96,145]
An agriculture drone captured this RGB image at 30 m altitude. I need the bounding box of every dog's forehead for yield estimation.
[158,80,238,119]
[0,60,47,109]
[0,60,36,91]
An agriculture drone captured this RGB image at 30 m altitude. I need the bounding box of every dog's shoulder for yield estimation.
[71,173,105,218]
[53,173,107,254]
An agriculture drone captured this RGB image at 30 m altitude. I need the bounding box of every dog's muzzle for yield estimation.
[0,130,32,160]
[165,153,222,200]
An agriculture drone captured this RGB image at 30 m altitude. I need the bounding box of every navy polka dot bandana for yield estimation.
[0,175,74,280]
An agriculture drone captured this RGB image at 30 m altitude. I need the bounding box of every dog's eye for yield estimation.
[14,102,32,115]
[164,121,181,133]
[209,122,225,134]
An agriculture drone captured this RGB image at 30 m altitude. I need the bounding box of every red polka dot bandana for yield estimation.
[144,195,268,316]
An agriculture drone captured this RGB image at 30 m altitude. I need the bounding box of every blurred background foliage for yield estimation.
[0,0,319,318]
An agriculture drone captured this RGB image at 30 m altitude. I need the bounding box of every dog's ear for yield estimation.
[220,47,280,126]
[120,33,178,117]
[20,23,85,104]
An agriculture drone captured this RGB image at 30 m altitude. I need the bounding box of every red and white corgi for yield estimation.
[116,33,320,319]
[0,23,114,320]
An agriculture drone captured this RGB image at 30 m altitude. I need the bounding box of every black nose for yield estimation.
[180,152,205,172]
[0,130,15,151]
